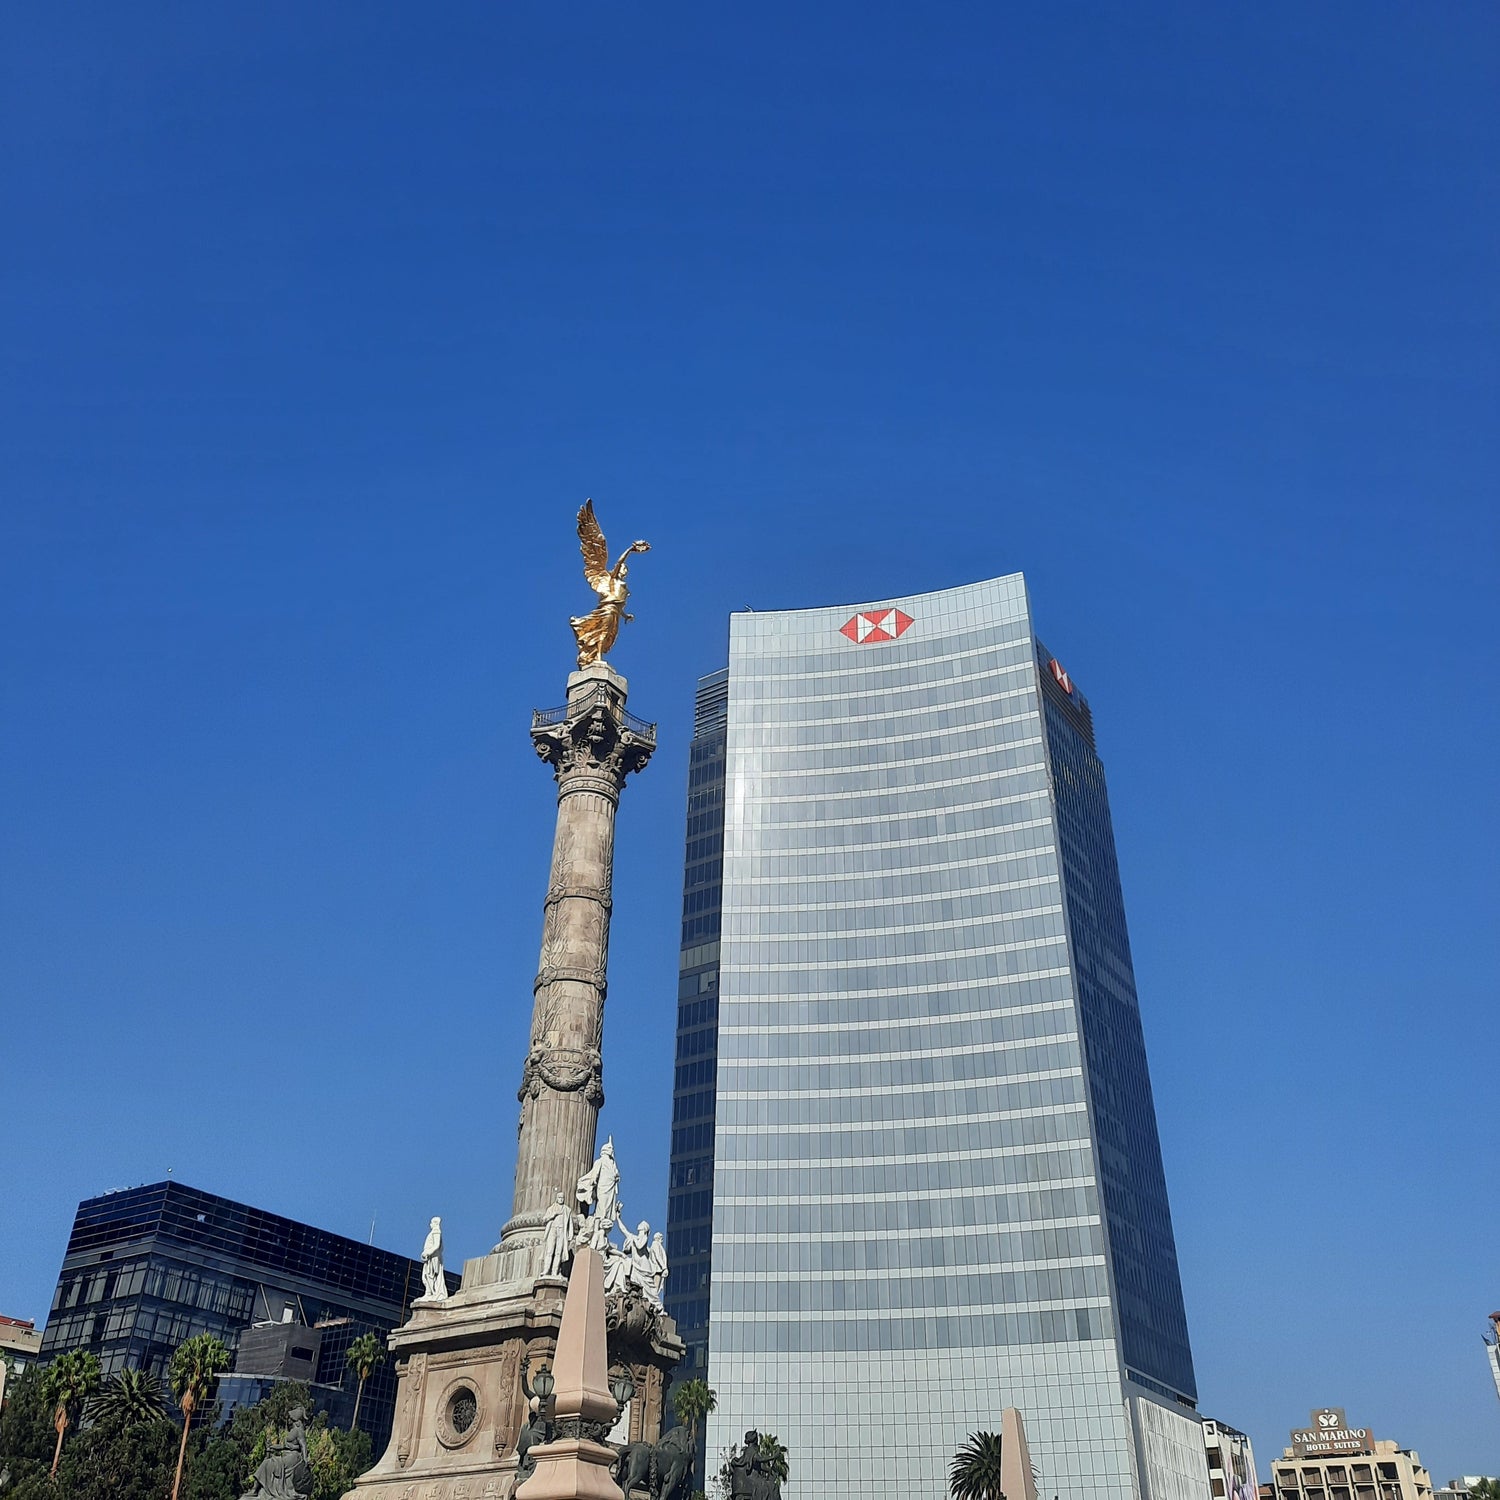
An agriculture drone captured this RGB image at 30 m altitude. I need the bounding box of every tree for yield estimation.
[38,1349,102,1477]
[0,1366,58,1468]
[168,1334,230,1500]
[1468,1483,1500,1500]
[89,1368,168,1430]
[55,1406,180,1500]
[949,1431,1007,1500]
[669,1378,717,1451]
[755,1434,789,1484]
[343,1333,387,1432]
[306,1424,372,1500]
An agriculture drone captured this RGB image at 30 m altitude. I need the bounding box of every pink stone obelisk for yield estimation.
[1000,1407,1040,1500]
[514,1248,624,1500]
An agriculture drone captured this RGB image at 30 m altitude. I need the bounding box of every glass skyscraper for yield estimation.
[666,575,1205,1500]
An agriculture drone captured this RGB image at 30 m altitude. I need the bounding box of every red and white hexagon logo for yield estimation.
[839,608,913,644]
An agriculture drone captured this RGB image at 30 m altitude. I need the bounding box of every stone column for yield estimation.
[497,662,653,1274]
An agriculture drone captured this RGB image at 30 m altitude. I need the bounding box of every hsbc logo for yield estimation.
[839,608,913,644]
[1049,658,1073,694]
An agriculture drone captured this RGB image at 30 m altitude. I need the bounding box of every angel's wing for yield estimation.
[577,499,611,593]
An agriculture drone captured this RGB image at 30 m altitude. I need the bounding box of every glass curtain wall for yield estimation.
[665,669,728,1420]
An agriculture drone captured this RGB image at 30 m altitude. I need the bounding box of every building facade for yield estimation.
[672,575,1202,1499]
[1204,1417,1261,1500]
[664,670,727,1389]
[1269,1409,1432,1500]
[40,1181,451,1448]
[0,1315,43,1409]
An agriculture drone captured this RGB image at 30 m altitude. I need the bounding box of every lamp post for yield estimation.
[609,1366,636,1419]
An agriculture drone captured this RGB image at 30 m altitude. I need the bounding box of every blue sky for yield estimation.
[2,1,1496,1482]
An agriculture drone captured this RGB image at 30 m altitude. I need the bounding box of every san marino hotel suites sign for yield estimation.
[1291,1409,1375,1459]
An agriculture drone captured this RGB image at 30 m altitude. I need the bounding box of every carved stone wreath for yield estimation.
[434,1377,484,1449]
[518,1046,605,1107]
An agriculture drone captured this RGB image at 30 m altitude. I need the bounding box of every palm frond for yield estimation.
[89,1367,168,1427]
[950,1431,1006,1500]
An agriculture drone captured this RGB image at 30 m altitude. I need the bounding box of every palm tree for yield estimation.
[89,1367,168,1428]
[345,1332,388,1432]
[949,1431,1006,1500]
[168,1333,230,1500]
[755,1433,789,1485]
[669,1377,717,1451]
[38,1349,102,1476]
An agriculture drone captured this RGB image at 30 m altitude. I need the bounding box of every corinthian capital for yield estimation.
[531,681,656,785]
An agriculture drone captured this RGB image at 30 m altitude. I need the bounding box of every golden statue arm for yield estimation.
[611,540,651,576]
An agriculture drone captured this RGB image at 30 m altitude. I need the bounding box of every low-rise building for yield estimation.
[1269,1409,1432,1500]
[0,1316,44,1407]
[1203,1417,1260,1500]
[40,1181,455,1450]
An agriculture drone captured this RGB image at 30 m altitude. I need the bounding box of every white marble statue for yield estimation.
[538,1192,574,1280]
[621,1220,650,1289]
[419,1216,449,1302]
[577,1204,613,1254]
[645,1231,668,1307]
[576,1138,620,1227]
[602,1237,633,1295]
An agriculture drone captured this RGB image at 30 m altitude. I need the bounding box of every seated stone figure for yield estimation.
[241,1406,313,1500]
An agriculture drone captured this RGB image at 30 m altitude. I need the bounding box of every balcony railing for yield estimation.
[531,684,657,741]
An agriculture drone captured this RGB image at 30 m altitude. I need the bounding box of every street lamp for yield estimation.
[532,1365,555,1404]
[609,1366,636,1414]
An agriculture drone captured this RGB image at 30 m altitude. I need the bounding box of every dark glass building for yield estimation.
[663,667,727,1411]
[41,1181,451,1448]
[672,577,1202,1500]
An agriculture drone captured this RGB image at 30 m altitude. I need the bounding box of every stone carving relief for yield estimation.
[549,819,577,890]
[517,1045,604,1108]
[395,1354,428,1468]
[493,1342,523,1459]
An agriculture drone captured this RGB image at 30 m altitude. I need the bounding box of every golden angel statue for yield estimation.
[569,499,650,668]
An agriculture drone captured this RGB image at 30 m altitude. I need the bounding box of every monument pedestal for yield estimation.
[351,1268,682,1497]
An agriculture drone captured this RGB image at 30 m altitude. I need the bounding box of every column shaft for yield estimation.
[498,663,653,1266]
